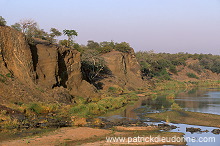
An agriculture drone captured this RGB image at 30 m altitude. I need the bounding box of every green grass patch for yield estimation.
[69,93,141,117]
[146,110,220,127]
[0,74,6,83]
[186,72,199,79]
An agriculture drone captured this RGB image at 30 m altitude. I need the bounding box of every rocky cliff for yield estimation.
[0,26,35,84]
[0,26,97,103]
[99,50,144,90]
[0,26,146,104]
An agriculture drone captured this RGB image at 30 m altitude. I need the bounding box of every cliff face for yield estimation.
[0,26,97,103]
[0,26,145,104]
[100,50,144,90]
[31,43,97,98]
[0,26,35,84]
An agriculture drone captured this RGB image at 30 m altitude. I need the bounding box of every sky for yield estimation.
[1,0,220,54]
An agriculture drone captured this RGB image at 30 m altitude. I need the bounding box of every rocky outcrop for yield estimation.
[30,44,58,88]
[0,26,35,84]
[100,50,144,90]
[31,43,98,98]
[0,26,98,103]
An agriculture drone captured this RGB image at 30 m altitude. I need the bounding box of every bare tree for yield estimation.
[19,19,38,35]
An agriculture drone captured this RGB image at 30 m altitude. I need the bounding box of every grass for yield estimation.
[0,128,56,142]
[186,72,199,79]
[0,74,6,83]
[69,79,220,118]
[69,96,128,117]
[28,103,44,114]
[146,110,220,127]
[1,79,220,131]
[0,73,14,83]
[0,79,219,144]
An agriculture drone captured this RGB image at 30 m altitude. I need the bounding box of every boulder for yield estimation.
[212,129,220,134]
[186,127,202,133]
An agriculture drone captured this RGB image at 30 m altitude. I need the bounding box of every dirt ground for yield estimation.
[0,126,185,146]
[0,127,112,146]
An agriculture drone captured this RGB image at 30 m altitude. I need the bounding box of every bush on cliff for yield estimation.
[0,16,6,26]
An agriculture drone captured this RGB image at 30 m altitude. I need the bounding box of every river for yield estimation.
[104,88,220,146]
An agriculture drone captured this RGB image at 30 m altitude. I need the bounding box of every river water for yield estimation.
[104,88,220,146]
[175,88,220,115]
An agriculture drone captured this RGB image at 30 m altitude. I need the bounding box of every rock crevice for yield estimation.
[0,26,98,103]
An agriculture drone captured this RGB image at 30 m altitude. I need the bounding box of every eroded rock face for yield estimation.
[57,46,98,98]
[100,50,144,90]
[0,26,98,103]
[0,26,35,84]
[30,44,58,88]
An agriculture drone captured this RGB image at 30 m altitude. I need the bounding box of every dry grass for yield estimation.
[146,110,220,127]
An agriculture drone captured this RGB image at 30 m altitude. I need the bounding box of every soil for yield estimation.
[0,127,112,146]
[0,126,185,146]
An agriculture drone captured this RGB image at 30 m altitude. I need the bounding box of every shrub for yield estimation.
[0,16,6,26]
[186,72,199,79]
[125,92,139,101]
[188,63,203,74]
[169,65,178,74]
[0,74,6,83]
[86,103,100,115]
[6,73,13,78]
[27,103,44,114]
[171,103,182,110]
[69,104,88,117]
[74,96,88,104]
[97,46,113,53]
[108,86,117,93]
[59,39,69,47]
[115,42,132,53]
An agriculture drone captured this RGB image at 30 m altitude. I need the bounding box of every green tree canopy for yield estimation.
[115,42,132,53]
[47,28,62,43]
[11,23,22,31]
[0,16,6,26]
[87,40,100,49]
[63,29,78,47]
[50,28,62,38]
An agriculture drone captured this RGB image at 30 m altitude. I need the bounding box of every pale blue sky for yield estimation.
[1,0,220,54]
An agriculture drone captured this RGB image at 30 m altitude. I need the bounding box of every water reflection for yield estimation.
[103,88,220,146]
[134,88,220,116]
[105,88,220,121]
[175,88,220,115]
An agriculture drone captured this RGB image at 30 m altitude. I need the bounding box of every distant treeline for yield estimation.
[136,51,220,80]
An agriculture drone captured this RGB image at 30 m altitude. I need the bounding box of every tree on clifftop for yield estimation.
[50,28,62,38]
[19,19,38,34]
[11,23,22,31]
[0,16,6,26]
[115,42,132,53]
[63,29,78,47]
[48,28,62,43]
